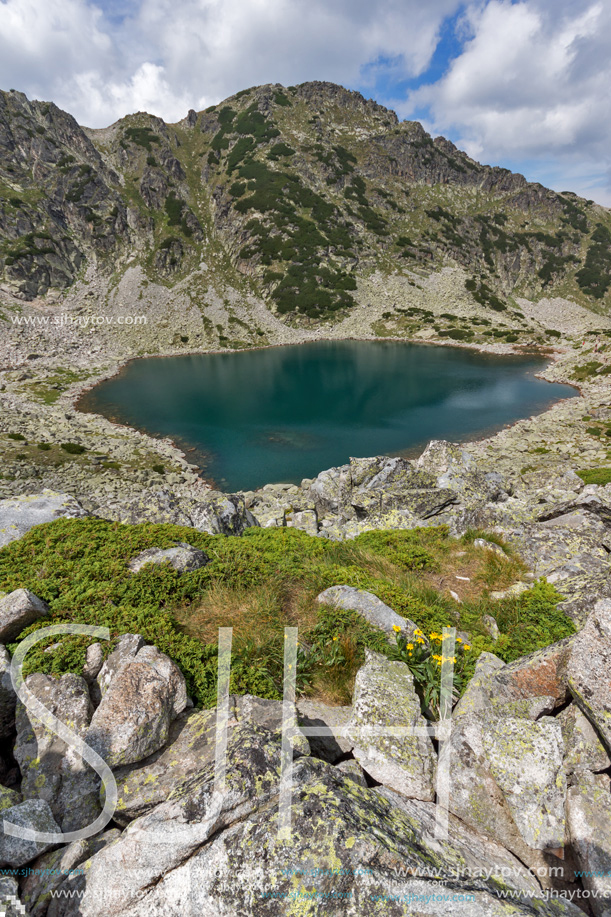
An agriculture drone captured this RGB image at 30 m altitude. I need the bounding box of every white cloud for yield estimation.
[405,0,611,204]
[0,0,460,125]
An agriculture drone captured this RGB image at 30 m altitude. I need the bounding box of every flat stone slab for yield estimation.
[127,543,210,574]
[316,585,419,641]
[0,491,88,548]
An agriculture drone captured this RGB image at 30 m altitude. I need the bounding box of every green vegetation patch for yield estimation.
[576,224,611,299]
[123,127,160,152]
[0,520,574,708]
[577,467,611,486]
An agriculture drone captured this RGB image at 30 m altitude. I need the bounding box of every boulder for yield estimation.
[50,746,582,916]
[86,644,187,767]
[14,673,100,833]
[347,650,437,800]
[0,589,49,643]
[127,543,209,574]
[0,799,61,868]
[566,771,611,917]
[454,640,571,721]
[95,634,145,702]
[0,645,17,739]
[567,599,611,753]
[306,455,458,528]
[440,711,567,873]
[187,491,258,536]
[315,585,420,642]
[0,491,88,548]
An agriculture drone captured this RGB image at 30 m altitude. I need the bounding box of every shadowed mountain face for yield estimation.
[0,80,609,317]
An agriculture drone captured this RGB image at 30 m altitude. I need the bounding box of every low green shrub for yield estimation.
[60,442,86,454]
[577,467,611,485]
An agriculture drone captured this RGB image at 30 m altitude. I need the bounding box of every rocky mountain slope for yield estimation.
[1,81,610,337]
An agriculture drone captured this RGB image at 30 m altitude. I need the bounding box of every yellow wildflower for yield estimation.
[429,632,442,641]
[456,637,463,644]
[406,643,414,651]
[416,637,425,645]
[414,628,424,637]
[464,644,471,651]
[441,632,453,640]
[392,624,402,633]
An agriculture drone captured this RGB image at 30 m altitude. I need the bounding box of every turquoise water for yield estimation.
[79,340,576,492]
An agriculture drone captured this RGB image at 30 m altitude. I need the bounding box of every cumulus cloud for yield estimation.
[0,0,460,125]
[405,0,611,204]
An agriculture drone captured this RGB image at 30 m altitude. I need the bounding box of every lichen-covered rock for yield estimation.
[440,712,566,871]
[558,704,611,775]
[347,650,436,800]
[566,771,611,917]
[0,588,49,643]
[306,455,458,529]
[14,673,100,833]
[0,490,88,548]
[567,598,611,753]
[481,716,566,850]
[0,644,17,738]
[0,799,61,868]
[0,784,21,812]
[316,585,419,642]
[50,748,582,916]
[127,543,209,574]
[86,644,187,767]
[112,695,308,826]
[336,758,368,786]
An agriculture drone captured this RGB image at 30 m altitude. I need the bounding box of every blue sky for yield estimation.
[1,0,610,205]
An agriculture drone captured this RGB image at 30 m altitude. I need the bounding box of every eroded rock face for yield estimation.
[0,588,49,643]
[21,829,121,917]
[0,491,88,548]
[347,650,437,801]
[14,673,99,833]
[567,599,611,753]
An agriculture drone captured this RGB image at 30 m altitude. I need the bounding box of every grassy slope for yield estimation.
[0,518,574,709]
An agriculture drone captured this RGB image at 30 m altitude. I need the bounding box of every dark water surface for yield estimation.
[79,341,576,492]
